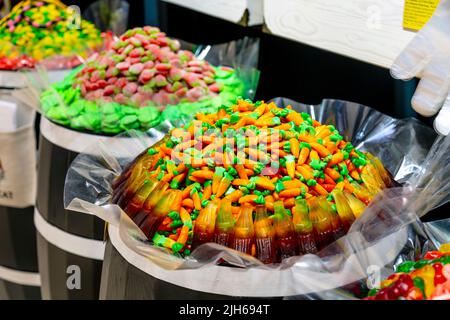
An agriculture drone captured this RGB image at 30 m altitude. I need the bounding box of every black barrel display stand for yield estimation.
[35,117,106,300]
[0,206,41,300]
[0,89,41,300]
[103,224,394,300]
[101,221,422,300]
[101,226,236,300]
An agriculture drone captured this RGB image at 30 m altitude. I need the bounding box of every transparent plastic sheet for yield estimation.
[300,133,450,300]
[194,37,260,100]
[63,99,449,297]
[14,36,260,135]
[83,0,130,36]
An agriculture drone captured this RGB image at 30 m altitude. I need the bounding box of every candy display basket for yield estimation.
[100,215,449,300]
[65,98,447,299]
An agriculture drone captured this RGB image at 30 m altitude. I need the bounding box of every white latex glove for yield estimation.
[391,0,450,136]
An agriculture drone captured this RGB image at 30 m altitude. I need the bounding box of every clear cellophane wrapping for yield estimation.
[64,98,450,297]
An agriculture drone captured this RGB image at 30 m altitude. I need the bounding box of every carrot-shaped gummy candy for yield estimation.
[176,226,190,247]
[143,181,169,212]
[365,153,396,187]
[290,138,300,158]
[212,167,226,195]
[216,173,233,198]
[285,156,296,179]
[360,163,385,195]
[297,142,311,165]
[153,233,184,254]
[111,99,395,261]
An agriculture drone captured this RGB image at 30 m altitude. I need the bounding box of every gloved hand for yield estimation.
[391,0,450,136]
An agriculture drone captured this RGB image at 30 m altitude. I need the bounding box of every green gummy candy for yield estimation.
[396,261,415,273]
[122,115,138,125]
[41,96,59,112]
[69,116,86,130]
[219,91,239,103]
[152,234,166,247]
[120,115,139,130]
[103,113,121,125]
[84,101,99,113]
[79,114,102,131]
[122,106,138,115]
[67,100,85,117]
[172,243,184,253]
[215,68,233,79]
[138,107,160,123]
[47,107,69,123]
[101,103,120,114]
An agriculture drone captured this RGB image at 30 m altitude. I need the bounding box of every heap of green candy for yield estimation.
[40,26,246,134]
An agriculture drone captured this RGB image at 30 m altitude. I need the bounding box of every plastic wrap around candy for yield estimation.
[109,100,399,262]
[64,98,449,297]
[0,0,104,71]
[27,30,259,134]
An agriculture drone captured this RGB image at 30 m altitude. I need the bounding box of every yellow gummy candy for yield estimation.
[439,243,450,253]
[411,265,435,299]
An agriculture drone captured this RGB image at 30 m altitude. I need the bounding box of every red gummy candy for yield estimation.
[104,85,116,96]
[139,69,155,84]
[117,61,130,71]
[123,82,139,96]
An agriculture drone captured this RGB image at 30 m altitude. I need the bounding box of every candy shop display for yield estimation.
[111,99,396,263]
[40,26,246,134]
[0,0,103,70]
[365,244,450,300]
